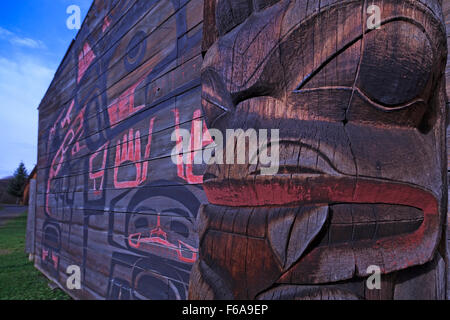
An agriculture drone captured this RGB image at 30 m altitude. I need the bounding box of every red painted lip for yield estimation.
[203,175,437,211]
[203,175,440,283]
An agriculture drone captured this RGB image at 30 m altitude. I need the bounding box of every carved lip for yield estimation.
[203,175,440,282]
[250,165,326,176]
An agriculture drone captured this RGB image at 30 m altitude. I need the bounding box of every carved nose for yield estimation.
[201,69,234,129]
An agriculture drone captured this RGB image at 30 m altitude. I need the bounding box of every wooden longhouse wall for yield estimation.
[35,0,206,300]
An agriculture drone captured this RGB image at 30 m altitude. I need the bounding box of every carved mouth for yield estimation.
[203,174,439,283]
[317,203,424,246]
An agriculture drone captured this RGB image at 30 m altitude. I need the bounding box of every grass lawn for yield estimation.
[0,212,70,300]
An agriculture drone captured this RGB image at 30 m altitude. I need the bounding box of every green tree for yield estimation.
[7,162,28,203]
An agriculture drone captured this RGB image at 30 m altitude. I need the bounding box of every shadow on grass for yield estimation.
[0,213,71,300]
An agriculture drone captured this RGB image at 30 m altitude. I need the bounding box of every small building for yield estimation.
[22,166,37,206]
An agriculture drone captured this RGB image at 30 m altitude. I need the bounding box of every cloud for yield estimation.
[0,26,46,49]
[0,54,55,178]
[0,27,13,37]
[10,37,46,49]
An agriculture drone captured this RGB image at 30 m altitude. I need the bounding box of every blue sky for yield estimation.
[0,0,92,178]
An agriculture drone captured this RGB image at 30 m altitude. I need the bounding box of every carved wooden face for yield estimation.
[199,0,447,296]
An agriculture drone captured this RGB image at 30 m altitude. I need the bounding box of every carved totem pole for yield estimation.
[189,0,448,299]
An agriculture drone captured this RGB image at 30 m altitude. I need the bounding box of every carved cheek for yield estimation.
[356,21,433,107]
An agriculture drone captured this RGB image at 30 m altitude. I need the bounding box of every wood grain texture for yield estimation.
[34,0,208,300]
[191,0,449,300]
[33,0,449,300]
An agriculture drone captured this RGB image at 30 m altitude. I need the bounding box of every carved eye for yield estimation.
[294,20,434,111]
[356,21,433,107]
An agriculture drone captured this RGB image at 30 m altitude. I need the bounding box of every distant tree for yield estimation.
[7,162,28,203]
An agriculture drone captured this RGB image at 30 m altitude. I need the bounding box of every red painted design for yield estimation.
[89,142,109,196]
[47,109,65,156]
[107,72,150,127]
[42,249,48,261]
[102,15,111,33]
[203,175,439,278]
[46,108,85,216]
[78,42,96,83]
[61,100,74,129]
[71,141,85,156]
[173,109,213,184]
[113,118,155,189]
[52,253,59,269]
[128,214,198,263]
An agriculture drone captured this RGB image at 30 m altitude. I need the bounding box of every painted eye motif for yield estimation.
[134,217,149,230]
[170,220,189,238]
[124,31,147,72]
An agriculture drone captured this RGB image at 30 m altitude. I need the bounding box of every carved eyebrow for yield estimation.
[294,35,362,92]
[294,17,433,93]
[231,1,355,90]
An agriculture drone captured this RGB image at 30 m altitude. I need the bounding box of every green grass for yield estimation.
[0,212,71,300]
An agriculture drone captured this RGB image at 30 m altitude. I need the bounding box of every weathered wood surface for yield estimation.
[191,0,449,300]
[34,0,449,300]
[444,0,450,300]
[35,0,208,300]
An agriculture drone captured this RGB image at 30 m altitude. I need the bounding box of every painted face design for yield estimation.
[41,222,61,278]
[194,0,448,299]
[127,195,198,263]
[108,182,202,300]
